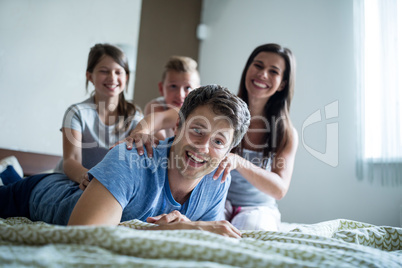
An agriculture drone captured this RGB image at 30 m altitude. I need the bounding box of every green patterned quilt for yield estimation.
[1,217,401,267]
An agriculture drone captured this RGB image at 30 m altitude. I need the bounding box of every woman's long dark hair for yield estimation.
[233,43,296,167]
[86,43,139,132]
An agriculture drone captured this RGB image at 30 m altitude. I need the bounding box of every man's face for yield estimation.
[171,105,234,180]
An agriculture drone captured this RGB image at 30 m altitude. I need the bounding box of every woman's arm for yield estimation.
[215,128,299,200]
[237,127,298,200]
[62,128,89,189]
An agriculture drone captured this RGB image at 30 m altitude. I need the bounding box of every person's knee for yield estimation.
[231,208,279,231]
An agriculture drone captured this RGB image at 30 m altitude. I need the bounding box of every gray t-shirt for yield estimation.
[226,149,277,208]
[55,97,143,172]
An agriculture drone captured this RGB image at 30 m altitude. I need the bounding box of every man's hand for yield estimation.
[147,210,190,224]
[149,220,242,238]
[186,220,242,238]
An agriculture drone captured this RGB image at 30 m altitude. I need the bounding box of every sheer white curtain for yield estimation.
[354,0,402,186]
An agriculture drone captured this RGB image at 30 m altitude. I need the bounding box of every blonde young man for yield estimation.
[144,56,200,140]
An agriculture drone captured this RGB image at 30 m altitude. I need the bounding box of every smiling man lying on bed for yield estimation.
[0,85,250,238]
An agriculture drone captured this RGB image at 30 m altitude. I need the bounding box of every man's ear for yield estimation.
[225,146,233,156]
[278,80,287,91]
[158,82,164,96]
[174,117,181,136]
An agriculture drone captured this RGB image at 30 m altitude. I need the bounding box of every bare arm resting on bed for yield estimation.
[68,178,241,238]
[146,210,241,238]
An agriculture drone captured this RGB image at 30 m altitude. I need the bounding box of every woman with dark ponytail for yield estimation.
[55,43,143,189]
[216,43,298,231]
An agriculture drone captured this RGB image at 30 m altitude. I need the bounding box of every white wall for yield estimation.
[199,0,402,227]
[0,0,142,155]
[1,0,400,227]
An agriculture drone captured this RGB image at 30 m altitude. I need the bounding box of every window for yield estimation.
[355,0,402,185]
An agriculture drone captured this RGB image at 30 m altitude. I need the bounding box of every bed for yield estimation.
[1,217,401,267]
[0,148,61,176]
[1,150,401,267]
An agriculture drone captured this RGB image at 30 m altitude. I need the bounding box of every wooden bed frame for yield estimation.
[0,148,61,176]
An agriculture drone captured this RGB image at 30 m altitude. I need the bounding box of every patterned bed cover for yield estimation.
[1,217,401,267]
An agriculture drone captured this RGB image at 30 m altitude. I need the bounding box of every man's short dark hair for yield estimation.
[178,84,250,148]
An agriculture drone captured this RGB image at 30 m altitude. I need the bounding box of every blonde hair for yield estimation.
[161,56,199,82]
